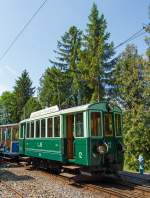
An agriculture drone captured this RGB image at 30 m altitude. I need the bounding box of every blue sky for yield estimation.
[0,0,149,95]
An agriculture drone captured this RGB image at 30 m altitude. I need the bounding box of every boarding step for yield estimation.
[59,172,76,179]
[62,165,80,170]
[3,157,13,162]
[19,157,31,162]
[19,161,28,166]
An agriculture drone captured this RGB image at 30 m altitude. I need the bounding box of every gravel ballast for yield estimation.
[0,164,104,198]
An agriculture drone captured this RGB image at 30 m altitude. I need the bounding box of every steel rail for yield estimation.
[0,180,24,198]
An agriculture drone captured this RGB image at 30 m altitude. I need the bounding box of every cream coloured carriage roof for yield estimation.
[20,103,92,123]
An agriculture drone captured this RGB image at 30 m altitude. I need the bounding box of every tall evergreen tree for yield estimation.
[39,66,71,108]
[14,69,35,121]
[49,26,83,106]
[78,3,114,102]
[113,44,145,109]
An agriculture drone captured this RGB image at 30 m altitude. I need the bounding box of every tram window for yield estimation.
[75,113,84,137]
[41,119,46,138]
[115,114,122,136]
[104,113,113,136]
[91,112,102,136]
[47,118,53,137]
[36,120,40,138]
[54,117,60,137]
[30,121,34,138]
[20,124,24,138]
[12,128,19,140]
[26,123,30,138]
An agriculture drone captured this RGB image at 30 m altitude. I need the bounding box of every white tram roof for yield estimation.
[20,103,92,123]
[0,123,19,128]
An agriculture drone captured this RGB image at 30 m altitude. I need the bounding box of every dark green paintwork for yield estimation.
[19,102,123,168]
[24,138,66,162]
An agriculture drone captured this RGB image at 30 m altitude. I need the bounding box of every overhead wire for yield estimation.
[0,0,48,62]
[114,25,148,50]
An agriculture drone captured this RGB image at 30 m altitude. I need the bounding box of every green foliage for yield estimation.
[14,69,35,122]
[113,44,145,109]
[114,44,150,170]
[40,4,115,107]
[22,97,42,119]
[0,91,16,123]
[49,26,83,106]
[39,67,71,108]
[124,105,150,170]
[78,3,115,101]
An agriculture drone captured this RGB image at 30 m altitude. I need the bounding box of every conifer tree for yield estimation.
[50,26,83,106]
[79,3,114,102]
[14,69,35,121]
[22,97,41,119]
[39,66,71,108]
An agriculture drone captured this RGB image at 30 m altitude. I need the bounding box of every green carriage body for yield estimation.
[19,102,123,169]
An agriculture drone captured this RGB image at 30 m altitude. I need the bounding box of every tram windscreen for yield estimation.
[104,113,113,136]
[91,112,102,136]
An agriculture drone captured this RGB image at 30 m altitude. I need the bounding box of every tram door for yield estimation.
[66,115,74,159]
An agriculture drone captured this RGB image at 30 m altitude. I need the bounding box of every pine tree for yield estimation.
[14,69,35,121]
[22,97,41,119]
[49,26,83,106]
[78,3,114,102]
[39,66,71,108]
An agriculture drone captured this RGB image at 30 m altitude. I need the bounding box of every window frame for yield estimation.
[20,123,24,139]
[30,121,35,138]
[114,113,122,137]
[74,112,84,138]
[104,112,114,137]
[41,118,46,138]
[90,110,103,137]
[53,116,60,138]
[47,117,53,138]
[26,122,30,139]
[35,119,40,138]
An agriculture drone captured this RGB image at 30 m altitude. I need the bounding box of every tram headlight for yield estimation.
[97,143,108,154]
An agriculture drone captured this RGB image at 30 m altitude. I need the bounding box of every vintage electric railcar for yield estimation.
[19,102,123,174]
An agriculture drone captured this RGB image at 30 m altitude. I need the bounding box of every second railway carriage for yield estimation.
[19,101,123,174]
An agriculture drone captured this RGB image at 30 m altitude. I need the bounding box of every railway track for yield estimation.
[0,161,150,198]
[31,166,150,198]
[0,180,23,198]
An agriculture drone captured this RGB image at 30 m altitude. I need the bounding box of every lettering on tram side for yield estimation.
[37,142,43,148]
[79,152,83,159]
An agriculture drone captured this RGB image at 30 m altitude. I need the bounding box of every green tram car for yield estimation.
[19,102,123,175]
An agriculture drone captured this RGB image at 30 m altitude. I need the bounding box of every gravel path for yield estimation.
[0,165,104,198]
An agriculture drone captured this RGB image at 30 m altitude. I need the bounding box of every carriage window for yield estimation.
[20,124,24,138]
[27,122,30,138]
[30,121,34,138]
[75,113,84,137]
[54,117,60,137]
[47,118,53,137]
[12,127,19,140]
[115,114,122,136]
[91,112,102,136]
[104,113,113,136]
[36,120,40,138]
[41,119,46,137]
